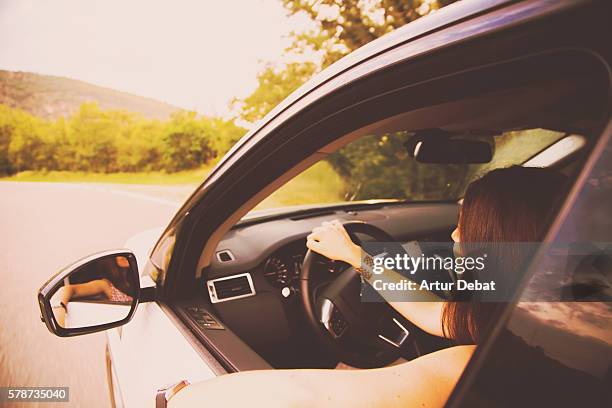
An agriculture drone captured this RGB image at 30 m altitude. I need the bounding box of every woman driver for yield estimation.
[170,166,566,408]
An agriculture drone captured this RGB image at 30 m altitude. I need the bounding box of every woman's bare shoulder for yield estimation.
[425,344,477,360]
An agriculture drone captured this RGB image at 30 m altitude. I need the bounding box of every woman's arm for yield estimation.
[170,345,475,408]
[389,301,444,337]
[60,279,112,305]
[307,220,447,337]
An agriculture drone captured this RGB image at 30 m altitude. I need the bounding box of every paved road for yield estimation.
[0,182,184,408]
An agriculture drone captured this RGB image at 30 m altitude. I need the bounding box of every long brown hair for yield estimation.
[99,256,136,297]
[442,166,567,343]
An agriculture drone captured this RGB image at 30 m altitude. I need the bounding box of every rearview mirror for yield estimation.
[408,130,494,164]
[38,250,140,337]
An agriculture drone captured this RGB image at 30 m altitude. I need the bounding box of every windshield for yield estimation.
[254,128,567,211]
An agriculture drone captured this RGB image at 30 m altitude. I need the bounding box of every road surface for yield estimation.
[0,182,188,408]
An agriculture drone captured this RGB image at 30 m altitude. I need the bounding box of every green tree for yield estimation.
[235,0,461,200]
[161,111,216,172]
[236,62,317,123]
[0,124,14,175]
[0,102,247,174]
[329,132,472,201]
[120,119,166,171]
[66,103,121,172]
[283,0,457,67]
[1,104,57,172]
[238,1,457,124]
[208,117,247,157]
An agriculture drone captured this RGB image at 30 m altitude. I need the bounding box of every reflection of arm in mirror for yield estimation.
[60,279,111,305]
[58,255,134,306]
[52,279,133,329]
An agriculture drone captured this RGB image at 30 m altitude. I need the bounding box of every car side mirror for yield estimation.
[37,250,141,337]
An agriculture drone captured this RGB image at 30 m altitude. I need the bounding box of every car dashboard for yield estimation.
[191,201,458,368]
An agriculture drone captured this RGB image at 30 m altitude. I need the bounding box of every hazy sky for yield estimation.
[0,0,313,117]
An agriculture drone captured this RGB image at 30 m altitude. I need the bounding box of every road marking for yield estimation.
[0,181,183,208]
[86,185,182,208]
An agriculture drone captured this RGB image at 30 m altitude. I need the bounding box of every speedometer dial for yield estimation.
[263,256,294,287]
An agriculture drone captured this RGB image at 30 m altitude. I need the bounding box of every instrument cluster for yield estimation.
[263,253,304,288]
[262,241,349,288]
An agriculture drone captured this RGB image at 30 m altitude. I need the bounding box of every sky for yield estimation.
[0,0,314,117]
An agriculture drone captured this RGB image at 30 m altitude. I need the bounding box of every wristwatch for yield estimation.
[156,380,190,408]
[355,253,374,281]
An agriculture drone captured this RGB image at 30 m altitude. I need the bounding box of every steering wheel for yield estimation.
[300,221,417,368]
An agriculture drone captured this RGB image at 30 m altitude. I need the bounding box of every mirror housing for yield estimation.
[38,250,141,337]
[408,129,494,164]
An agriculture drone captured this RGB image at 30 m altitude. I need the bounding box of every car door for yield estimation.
[106,301,222,407]
[102,229,226,408]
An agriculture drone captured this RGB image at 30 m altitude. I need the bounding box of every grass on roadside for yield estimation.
[257,161,345,209]
[0,167,213,185]
[1,161,347,209]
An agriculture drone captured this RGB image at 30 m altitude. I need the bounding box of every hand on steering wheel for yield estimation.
[306,220,362,267]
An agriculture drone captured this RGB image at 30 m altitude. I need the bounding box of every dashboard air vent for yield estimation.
[216,249,235,263]
[207,273,255,303]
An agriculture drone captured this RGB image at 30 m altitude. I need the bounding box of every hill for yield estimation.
[0,70,181,119]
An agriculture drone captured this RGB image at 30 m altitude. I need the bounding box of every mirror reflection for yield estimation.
[49,255,137,329]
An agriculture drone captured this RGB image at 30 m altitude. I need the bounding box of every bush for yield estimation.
[0,103,247,174]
